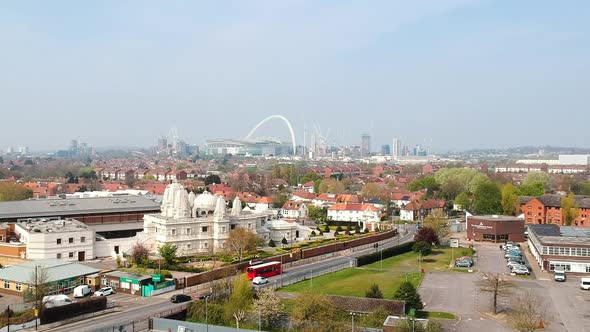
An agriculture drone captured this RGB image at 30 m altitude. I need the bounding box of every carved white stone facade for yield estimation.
[137,181,314,256]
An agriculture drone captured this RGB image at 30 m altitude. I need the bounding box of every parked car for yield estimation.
[507,261,525,270]
[512,266,531,275]
[42,294,73,308]
[581,278,590,290]
[505,251,522,259]
[554,270,566,282]
[73,285,92,298]
[170,294,192,303]
[252,276,269,285]
[455,259,473,268]
[93,287,114,296]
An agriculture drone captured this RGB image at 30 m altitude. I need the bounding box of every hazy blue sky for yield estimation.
[1,1,589,152]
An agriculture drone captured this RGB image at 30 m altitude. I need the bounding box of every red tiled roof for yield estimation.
[282,200,305,210]
[328,203,380,212]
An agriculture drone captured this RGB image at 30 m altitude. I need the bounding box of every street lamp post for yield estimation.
[350,312,356,332]
[409,317,416,332]
[205,295,210,332]
[380,248,383,272]
[418,250,422,273]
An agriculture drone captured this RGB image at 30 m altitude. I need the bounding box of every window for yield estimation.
[69,238,74,244]
[57,238,62,245]
[201,226,208,233]
[171,229,176,235]
[0,235,3,241]
[222,227,226,234]
[16,283,21,291]
[4,280,9,289]
[186,228,191,235]
[56,253,62,259]
[527,212,532,216]
[230,224,236,230]
[69,252,74,258]
[101,278,109,286]
[187,243,191,249]
[81,237,85,243]
[528,206,532,210]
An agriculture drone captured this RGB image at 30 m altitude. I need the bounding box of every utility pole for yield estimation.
[35,265,38,330]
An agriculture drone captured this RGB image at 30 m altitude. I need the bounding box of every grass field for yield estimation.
[280,247,474,298]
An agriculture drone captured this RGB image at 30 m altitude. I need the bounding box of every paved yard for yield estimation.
[418,241,590,332]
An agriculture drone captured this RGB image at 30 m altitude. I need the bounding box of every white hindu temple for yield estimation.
[135,181,314,256]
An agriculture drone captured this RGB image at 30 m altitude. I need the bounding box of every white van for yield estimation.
[42,294,73,308]
[581,278,590,290]
[73,285,92,298]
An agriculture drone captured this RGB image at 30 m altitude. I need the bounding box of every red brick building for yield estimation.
[519,194,590,227]
[467,215,525,242]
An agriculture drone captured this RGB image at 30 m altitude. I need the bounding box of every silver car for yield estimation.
[512,266,530,275]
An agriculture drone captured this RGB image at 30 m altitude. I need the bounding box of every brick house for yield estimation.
[519,194,590,227]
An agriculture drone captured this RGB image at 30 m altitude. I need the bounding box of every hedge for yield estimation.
[40,296,107,324]
[356,241,415,266]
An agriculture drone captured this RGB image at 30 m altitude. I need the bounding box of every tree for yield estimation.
[361,182,383,200]
[473,181,502,215]
[454,192,471,211]
[226,228,258,262]
[434,168,489,195]
[158,243,177,266]
[561,192,580,226]
[225,274,253,328]
[0,183,33,201]
[408,176,439,197]
[129,242,150,265]
[307,205,327,222]
[423,210,449,241]
[517,182,545,197]
[365,283,384,299]
[268,239,276,247]
[318,178,345,194]
[24,266,50,308]
[393,282,423,312]
[273,192,291,209]
[281,237,288,246]
[501,183,518,215]
[291,292,335,329]
[412,241,432,255]
[478,273,512,314]
[255,287,285,329]
[522,172,551,190]
[204,174,221,186]
[414,227,439,245]
[510,290,548,332]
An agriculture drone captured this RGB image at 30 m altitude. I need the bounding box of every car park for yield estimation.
[93,287,114,296]
[170,294,192,303]
[252,276,269,285]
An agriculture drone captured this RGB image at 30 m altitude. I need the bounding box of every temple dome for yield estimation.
[194,191,217,211]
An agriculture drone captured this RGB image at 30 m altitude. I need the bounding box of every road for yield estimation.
[44,228,415,332]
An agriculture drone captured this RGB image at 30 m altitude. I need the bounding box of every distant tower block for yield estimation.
[361,134,371,157]
[392,138,401,158]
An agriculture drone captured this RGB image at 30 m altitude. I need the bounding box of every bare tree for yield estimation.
[226,228,258,262]
[24,266,50,310]
[233,309,246,329]
[510,290,548,332]
[478,273,512,314]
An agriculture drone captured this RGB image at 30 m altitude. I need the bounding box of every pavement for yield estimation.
[419,241,590,332]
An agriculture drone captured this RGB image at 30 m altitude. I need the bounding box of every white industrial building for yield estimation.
[14,218,95,261]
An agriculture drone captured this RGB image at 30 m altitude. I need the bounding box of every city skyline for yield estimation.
[1,1,589,151]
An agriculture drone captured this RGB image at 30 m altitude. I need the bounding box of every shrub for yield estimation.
[365,283,384,299]
[363,228,369,234]
[310,231,316,236]
[347,224,353,232]
[336,226,343,232]
[355,227,361,234]
[281,237,288,245]
[393,282,423,312]
[161,269,173,278]
[334,231,339,237]
[268,239,276,247]
[412,241,432,255]
[324,225,330,233]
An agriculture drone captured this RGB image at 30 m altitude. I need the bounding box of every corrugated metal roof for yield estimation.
[0,196,160,219]
[0,259,100,284]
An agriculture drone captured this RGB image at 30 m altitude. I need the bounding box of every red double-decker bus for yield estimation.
[246,261,282,280]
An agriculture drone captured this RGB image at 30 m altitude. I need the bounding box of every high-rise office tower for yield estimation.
[361,134,371,157]
[392,138,401,158]
[381,144,390,156]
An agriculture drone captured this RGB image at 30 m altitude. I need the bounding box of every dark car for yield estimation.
[170,294,192,303]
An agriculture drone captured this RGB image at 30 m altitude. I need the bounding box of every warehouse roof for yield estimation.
[0,259,100,284]
[0,196,160,220]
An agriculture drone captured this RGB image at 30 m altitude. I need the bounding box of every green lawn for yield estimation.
[279,247,474,298]
[280,267,423,298]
